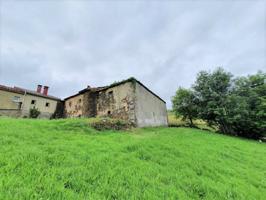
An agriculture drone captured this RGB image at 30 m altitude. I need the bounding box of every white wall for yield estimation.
[135,82,168,127]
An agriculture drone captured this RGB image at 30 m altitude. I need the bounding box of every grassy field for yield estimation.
[0,118,265,200]
[167,111,216,131]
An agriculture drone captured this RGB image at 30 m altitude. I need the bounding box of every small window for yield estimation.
[18,102,22,109]
[108,91,113,99]
[78,99,82,103]
[69,101,72,107]
[45,102,50,107]
[31,100,36,105]
[107,110,111,115]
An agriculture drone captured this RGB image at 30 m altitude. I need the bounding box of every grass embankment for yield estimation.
[0,118,265,199]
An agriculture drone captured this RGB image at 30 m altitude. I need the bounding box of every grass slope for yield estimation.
[0,118,265,200]
[167,111,216,131]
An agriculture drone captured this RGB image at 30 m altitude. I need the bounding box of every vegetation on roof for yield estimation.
[108,77,137,88]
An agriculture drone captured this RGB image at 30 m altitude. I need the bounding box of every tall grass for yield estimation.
[0,118,265,199]
[168,111,216,131]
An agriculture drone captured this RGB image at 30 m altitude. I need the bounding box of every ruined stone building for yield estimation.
[0,85,60,118]
[0,78,168,127]
[64,78,168,127]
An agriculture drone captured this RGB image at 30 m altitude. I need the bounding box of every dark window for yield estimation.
[31,100,36,105]
[18,102,22,109]
[69,101,72,107]
[108,91,113,97]
[45,102,50,107]
[78,99,82,103]
[107,110,111,115]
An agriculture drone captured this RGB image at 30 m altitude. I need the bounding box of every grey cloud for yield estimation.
[0,0,265,108]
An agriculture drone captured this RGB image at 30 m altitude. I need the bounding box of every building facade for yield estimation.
[1,78,168,127]
[0,85,60,118]
[65,78,168,127]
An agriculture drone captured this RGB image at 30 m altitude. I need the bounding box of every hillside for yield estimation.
[0,118,265,200]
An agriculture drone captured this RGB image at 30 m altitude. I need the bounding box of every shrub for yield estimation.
[29,107,40,118]
[90,118,134,131]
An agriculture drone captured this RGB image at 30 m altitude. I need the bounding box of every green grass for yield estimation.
[167,111,216,131]
[0,118,265,200]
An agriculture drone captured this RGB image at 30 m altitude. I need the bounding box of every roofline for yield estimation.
[135,80,166,104]
[0,85,60,101]
[64,92,83,100]
[64,86,107,100]
[98,78,166,103]
[25,91,61,101]
[64,77,166,103]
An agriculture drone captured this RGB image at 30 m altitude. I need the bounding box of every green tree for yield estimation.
[193,68,233,133]
[172,67,265,139]
[226,71,266,138]
[172,88,198,127]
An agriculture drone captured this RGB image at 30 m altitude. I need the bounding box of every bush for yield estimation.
[90,118,134,131]
[29,107,40,118]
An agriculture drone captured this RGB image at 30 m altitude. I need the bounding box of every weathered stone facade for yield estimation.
[96,82,136,123]
[1,78,168,126]
[64,78,168,127]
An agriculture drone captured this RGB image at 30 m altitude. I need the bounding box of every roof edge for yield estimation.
[64,77,166,103]
[0,84,60,101]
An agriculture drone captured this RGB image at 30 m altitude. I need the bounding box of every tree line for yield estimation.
[172,68,266,139]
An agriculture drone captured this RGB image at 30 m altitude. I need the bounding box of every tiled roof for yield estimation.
[64,86,107,100]
[0,84,61,101]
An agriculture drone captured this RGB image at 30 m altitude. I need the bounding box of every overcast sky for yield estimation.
[0,0,265,108]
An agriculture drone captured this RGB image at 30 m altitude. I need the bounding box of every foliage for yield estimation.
[0,118,265,199]
[193,67,233,132]
[172,68,266,139]
[29,107,40,118]
[109,77,137,88]
[90,118,134,131]
[225,72,266,138]
[172,88,198,127]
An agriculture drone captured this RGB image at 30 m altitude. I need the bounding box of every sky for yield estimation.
[0,0,265,108]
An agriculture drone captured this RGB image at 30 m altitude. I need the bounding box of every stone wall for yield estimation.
[64,94,84,117]
[96,82,136,123]
[83,91,98,117]
[0,109,22,118]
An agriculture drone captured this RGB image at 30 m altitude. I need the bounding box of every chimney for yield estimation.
[37,85,42,93]
[43,86,49,96]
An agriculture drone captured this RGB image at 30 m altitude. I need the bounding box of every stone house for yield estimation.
[64,78,168,127]
[0,84,60,118]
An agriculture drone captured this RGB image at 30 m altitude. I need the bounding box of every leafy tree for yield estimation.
[226,71,266,138]
[172,88,198,127]
[172,67,265,139]
[193,68,233,133]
